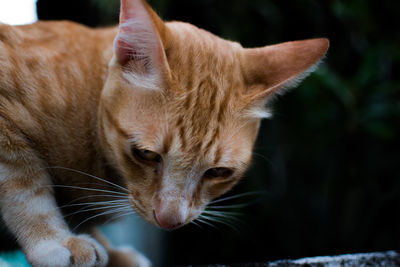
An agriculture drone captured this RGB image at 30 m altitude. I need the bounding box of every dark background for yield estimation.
[36,0,400,265]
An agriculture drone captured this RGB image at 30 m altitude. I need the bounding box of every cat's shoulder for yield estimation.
[0,21,116,57]
[0,21,93,45]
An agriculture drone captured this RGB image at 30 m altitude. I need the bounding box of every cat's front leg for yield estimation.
[0,161,109,267]
[0,121,108,266]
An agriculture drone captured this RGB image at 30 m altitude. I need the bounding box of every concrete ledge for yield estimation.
[193,251,400,267]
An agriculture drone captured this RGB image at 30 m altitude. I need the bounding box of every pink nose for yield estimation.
[153,210,184,230]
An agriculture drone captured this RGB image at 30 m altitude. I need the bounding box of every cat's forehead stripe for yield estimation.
[161,130,173,154]
[167,70,239,164]
[213,146,223,165]
[174,116,186,149]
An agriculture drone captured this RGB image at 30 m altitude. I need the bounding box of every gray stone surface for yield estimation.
[190,251,400,267]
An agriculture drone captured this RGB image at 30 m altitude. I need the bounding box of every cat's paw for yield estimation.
[27,235,108,267]
[108,246,151,267]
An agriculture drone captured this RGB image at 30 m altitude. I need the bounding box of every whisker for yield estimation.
[206,203,252,210]
[127,195,146,210]
[46,166,129,193]
[190,220,203,229]
[199,215,240,232]
[195,217,219,230]
[47,196,126,214]
[201,212,242,225]
[252,152,273,166]
[58,194,129,209]
[119,210,137,218]
[65,204,130,218]
[72,207,132,231]
[209,215,243,225]
[210,191,266,204]
[202,210,244,218]
[200,214,238,224]
[63,182,127,192]
[51,185,127,196]
[60,199,129,209]
[105,210,137,224]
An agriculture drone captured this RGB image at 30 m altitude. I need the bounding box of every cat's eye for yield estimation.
[131,147,161,163]
[204,167,233,179]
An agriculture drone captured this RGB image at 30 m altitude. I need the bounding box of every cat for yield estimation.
[0,0,329,266]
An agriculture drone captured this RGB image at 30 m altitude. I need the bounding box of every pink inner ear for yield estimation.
[114,0,159,67]
[113,0,171,88]
[114,38,133,66]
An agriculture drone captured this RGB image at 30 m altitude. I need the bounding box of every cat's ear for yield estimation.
[241,38,329,101]
[113,0,170,88]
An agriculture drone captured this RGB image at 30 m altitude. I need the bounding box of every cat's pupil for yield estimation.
[204,167,233,179]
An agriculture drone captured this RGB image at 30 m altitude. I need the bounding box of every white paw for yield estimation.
[27,240,72,267]
[26,235,108,267]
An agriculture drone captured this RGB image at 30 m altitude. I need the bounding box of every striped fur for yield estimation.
[0,0,328,266]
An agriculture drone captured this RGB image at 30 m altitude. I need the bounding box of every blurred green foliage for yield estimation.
[37,0,400,265]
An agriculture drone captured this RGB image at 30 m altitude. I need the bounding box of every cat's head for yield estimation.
[99,0,329,230]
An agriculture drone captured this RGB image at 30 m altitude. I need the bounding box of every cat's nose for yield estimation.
[153,209,184,230]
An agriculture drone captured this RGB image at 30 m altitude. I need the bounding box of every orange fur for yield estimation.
[0,0,328,266]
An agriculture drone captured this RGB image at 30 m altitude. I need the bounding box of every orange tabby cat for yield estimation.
[0,0,329,266]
